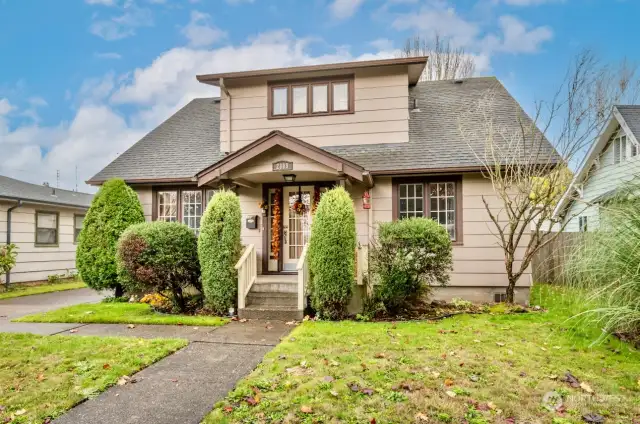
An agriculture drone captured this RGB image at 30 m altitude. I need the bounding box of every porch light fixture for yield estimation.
[283,174,296,183]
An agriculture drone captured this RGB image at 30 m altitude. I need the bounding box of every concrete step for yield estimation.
[250,281,298,293]
[247,292,297,307]
[239,306,303,321]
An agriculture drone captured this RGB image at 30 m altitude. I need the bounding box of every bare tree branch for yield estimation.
[400,34,475,81]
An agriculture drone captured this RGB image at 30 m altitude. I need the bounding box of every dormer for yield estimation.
[197,57,427,153]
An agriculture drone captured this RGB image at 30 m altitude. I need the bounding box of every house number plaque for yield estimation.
[272,161,293,171]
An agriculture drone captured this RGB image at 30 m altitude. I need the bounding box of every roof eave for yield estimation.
[0,195,90,210]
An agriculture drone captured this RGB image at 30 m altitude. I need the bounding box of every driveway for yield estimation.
[0,287,106,334]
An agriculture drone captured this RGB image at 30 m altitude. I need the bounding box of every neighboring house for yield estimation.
[90,57,556,317]
[0,176,93,285]
[555,105,640,232]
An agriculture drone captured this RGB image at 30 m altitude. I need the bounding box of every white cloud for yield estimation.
[90,5,153,40]
[95,52,123,59]
[181,10,227,47]
[483,15,553,53]
[330,0,366,20]
[0,29,394,192]
[85,0,117,5]
[370,38,395,51]
[0,98,14,116]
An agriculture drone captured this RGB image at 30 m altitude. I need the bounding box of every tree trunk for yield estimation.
[114,284,125,298]
[506,279,516,304]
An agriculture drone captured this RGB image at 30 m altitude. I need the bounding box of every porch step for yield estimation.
[239,306,303,321]
[252,274,298,293]
[246,291,297,307]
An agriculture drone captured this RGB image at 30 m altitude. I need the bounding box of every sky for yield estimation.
[0,0,638,193]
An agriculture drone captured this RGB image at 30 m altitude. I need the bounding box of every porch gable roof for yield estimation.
[196,130,366,186]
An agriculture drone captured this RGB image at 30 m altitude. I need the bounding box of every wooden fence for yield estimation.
[531,232,585,284]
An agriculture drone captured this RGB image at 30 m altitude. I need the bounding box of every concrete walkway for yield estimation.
[53,320,292,424]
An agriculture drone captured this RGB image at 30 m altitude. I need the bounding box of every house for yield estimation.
[555,105,640,231]
[0,175,93,285]
[89,56,556,318]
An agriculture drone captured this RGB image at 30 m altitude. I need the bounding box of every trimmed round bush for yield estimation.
[370,217,453,314]
[116,221,200,312]
[308,186,356,320]
[76,178,145,296]
[198,189,242,314]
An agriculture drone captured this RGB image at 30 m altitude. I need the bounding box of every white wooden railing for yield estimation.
[296,244,310,311]
[235,244,256,309]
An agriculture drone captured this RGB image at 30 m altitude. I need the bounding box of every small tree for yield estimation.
[116,221,200,312]
[400,34,475,81]
[457,50,639,303]
[76,178,145,297]
[198,189,242,314]
[0,244,18,287]
[370,218,453,314]
[308,186,356,320]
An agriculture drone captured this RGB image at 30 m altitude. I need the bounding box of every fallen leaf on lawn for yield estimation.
[245,396,259,406]
[231,316,238,321]
[0,406,4,412]
[445,390,456,398]
[444,378,454,387]
[469,374,479,382]
[15,410,26,416]
[361,388,374,396]
[239,318,248,323]
[330,360,339,367]
[505,418,515,424]
[431,371,441,378]
[553,346,561,350]
[127,324,135,329]
[496,342,505,347]
[36,373,46,382]
[69,329,78,333]
[400,383,412,391]
[278,354,287,360]
[415,412,429,422]
[582,413,605,423]
[374,352,386,359]
[580,382,594,394]
[348,383,360,392]
[487,401,497,410]
[548,375,558,380]
[370,419,376,424]
[300,405,313,413]
[117,376,131,386]
[223,406,233,413]
[102,364,111,370]
[475,403,490,411]
[330,390,339,397]
[540,346,547,351]
[473,339,481,343]
[285,321,296,325]
[361,363,368,371]
[562,372,581,388]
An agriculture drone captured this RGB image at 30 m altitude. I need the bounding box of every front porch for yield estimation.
[196,131,372,319]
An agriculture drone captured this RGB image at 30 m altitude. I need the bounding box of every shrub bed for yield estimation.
[308,186,356,320]
[76,178,145,297]
[369,217,452,315]
[198,189,242,315]
[116,221,200,312]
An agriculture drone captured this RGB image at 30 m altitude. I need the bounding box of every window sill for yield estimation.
[451,241,464,247]
[267,110,355,120]
[35,243,59,248]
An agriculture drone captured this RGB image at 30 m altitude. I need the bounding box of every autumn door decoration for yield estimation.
[271,188,282,261]
[291,186,307,215]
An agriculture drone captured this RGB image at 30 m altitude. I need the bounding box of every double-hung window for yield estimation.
[396,179,461,242]
[182,190,203,233]
[156,188,218,234]
[157,191,178,222]
[74,215,84,243]
[578,216,588,232]
[35,211,58,246]
[269,77,353,118]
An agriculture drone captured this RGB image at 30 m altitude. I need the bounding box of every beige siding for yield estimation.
[370,174,531,294]
[221,66,410,152]
[0,201,85,284]
[237,186,264,273]
[136,186,153,221]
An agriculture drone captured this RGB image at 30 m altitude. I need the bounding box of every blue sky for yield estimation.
[0,0,638,191]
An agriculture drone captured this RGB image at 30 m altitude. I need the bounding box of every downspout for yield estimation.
[5,200,22,289]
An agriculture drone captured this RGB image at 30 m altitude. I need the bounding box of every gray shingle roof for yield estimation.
[617,105,640,139]
[89,98,223,183]
[91,77,558,181]
[0,176,93,208]
[326,77,558,171]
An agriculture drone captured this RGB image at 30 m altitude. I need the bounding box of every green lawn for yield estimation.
[206,285,640,424]
[0,333,186,423]
[14,302,229,327]
[0,280,87,300]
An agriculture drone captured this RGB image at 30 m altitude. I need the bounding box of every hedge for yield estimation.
[370,217,452,313]
[308,186,356,319]
[116,221,200,312]
[198,189,242,314]
[76,178,145,296]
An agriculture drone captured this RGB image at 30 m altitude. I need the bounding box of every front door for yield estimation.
[282,185,313,271]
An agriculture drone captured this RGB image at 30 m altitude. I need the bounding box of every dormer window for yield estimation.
[268,76,354,119]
